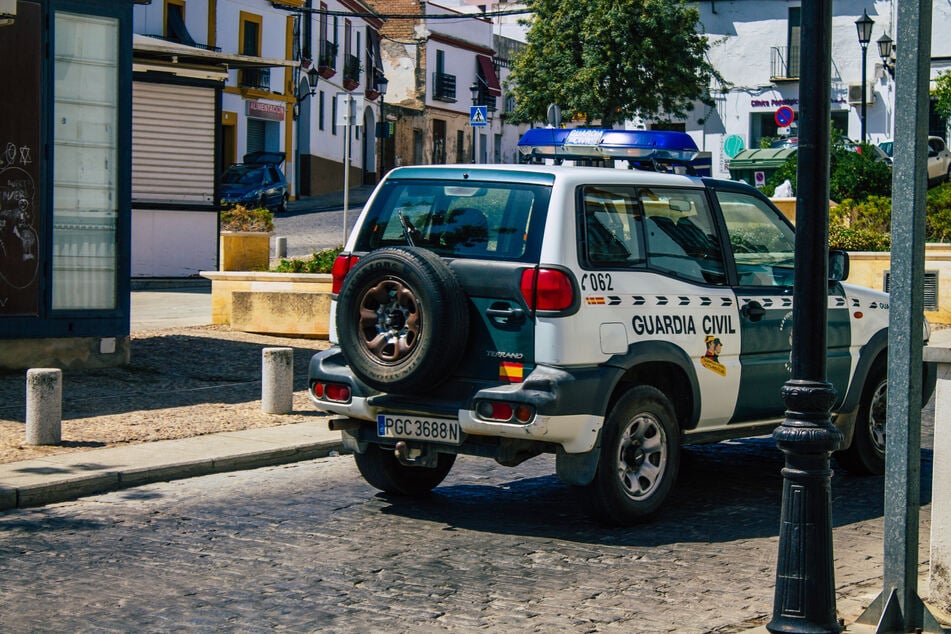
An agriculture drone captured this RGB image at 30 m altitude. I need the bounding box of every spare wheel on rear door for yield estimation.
[336,246,470,393]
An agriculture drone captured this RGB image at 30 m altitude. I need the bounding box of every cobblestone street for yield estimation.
[0,428,935,632]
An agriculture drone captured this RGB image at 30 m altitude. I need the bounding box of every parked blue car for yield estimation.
[220,151,288,213]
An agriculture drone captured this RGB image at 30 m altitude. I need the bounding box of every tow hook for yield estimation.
[394,441,438,468]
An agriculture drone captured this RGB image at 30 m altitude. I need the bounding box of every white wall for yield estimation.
[132,210,218,277]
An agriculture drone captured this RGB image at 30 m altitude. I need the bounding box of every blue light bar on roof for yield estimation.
[517,128,699,162]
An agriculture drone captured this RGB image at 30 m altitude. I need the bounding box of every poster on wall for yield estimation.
[0,1,41,316]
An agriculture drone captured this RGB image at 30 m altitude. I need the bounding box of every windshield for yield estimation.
[223,166,264,186]
[355,179,551,262]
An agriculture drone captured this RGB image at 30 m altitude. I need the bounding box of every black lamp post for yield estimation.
[377,75,388,180]
[877,33,895,78]
[767,0,844,631]
[470,82,479,163]
[855,9,874,143]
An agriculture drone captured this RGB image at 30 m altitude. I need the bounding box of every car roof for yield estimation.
[381,164,709,189]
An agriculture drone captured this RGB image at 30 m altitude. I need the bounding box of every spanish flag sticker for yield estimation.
[499,361,523,382]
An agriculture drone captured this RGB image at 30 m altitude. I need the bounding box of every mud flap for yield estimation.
[555,439,601,486]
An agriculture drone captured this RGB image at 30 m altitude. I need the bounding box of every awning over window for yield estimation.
[476,54,501,96]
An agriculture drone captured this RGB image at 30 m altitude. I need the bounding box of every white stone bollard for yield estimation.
[926,345,951,613]
[262,347,294,414]
[25,368,62,446]
[275,236,287,259]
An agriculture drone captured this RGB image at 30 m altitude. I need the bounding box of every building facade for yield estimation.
[671,0,951,180]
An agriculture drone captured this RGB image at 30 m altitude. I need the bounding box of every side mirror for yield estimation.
[829,249,849,281]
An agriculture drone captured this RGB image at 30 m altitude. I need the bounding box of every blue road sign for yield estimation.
[470,105,488,127]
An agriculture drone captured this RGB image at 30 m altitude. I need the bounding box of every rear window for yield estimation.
[354,179,550,262]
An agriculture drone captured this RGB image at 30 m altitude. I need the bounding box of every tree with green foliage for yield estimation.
[506,0,723,127]
[934,71,951,121]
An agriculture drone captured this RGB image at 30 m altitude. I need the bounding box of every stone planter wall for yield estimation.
[200,271,333,338]
[219,232,271,272]
[847,246,951,324]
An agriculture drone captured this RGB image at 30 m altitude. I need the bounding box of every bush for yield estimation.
[221,205,274,232]
[273,246,343,273]
[829,224,890,251]
[763,144,892,202]
[927,181,951,243]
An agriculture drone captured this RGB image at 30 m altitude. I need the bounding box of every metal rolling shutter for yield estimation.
[132,82,215,204]
[246,118,266,154]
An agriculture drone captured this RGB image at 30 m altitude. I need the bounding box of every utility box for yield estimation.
[727,147,797,188]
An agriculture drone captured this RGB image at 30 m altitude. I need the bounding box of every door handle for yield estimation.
[486,306,525,324]
[741,300,766,322]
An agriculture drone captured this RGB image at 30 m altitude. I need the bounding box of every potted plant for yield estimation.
[219,204,274,271]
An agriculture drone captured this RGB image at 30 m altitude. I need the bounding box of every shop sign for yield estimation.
[247,101,285,122]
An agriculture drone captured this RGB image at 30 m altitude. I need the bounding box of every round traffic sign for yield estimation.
[723,134,745,159]
[775,106,795,128]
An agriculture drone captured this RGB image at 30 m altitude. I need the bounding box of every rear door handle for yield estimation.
[486,306,525,324]
[741,300,766,322]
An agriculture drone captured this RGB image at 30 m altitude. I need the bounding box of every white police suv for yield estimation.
[308,129,936,525]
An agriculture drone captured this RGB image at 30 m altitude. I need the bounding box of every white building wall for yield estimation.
[687,0,951,180]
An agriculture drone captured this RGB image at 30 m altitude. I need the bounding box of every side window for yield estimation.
[581,186,645,267]
[640,188,726,285]
[716,190,796,287]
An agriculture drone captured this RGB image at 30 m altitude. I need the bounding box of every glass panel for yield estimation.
[581,186,645,267]
[52,11,118,310]
[356,180,550,262]
[716,190,796,287]
[641,187,726,285]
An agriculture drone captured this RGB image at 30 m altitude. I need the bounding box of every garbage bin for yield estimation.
[727,147,797,188]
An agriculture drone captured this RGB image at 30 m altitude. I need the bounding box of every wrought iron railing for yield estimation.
[433,72,456,102]
[770,45,800,80]
[239,67,271,91]
[318,40,337,69]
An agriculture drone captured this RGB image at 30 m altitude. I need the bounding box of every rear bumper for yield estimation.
[308,347,605,453]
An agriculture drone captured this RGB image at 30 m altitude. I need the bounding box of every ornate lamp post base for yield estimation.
[767,380,844,634]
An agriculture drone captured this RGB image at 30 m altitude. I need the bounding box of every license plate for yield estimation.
[376,414,463,445]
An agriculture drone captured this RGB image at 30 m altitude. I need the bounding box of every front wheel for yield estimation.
[585,386,680,525]
[835,361,886,475]
[354,444,456,495]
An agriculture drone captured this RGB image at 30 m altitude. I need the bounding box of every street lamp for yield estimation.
[855,9,874,143]
[878,33,895,78]
[470,82,479,163]
[377,75,388,180]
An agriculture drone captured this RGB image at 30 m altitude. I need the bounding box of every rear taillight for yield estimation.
[476,399,535,424]
[311,381,351,403]
[520,267,574,311]
[331,254,360,294]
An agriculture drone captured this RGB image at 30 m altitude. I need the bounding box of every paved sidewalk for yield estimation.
[0,420,343,511]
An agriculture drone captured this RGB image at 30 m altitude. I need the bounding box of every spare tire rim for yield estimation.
[616,413,667,501]
[357,277,420,363]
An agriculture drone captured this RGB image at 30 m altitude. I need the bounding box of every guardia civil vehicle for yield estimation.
[308,128,936,525]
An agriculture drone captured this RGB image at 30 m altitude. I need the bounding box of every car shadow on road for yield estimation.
[377,437,933,546]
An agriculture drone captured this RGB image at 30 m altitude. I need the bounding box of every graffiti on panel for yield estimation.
[0,141,39,296]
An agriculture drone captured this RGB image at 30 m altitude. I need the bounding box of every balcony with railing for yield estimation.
[318,40,337,78]
[433,72,456,102]
[770,45,800,81]
[474,85,497,112]
[343,53,361,90]
[239,67,271,91]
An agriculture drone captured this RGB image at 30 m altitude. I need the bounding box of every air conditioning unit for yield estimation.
[848,83,875,106]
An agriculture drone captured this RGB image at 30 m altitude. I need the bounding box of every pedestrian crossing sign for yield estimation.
[470,105,488,127]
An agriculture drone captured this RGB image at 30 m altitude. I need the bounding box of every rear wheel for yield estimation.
[586,386,680,525]
[835,361,886,475]
[354,444,456,495]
